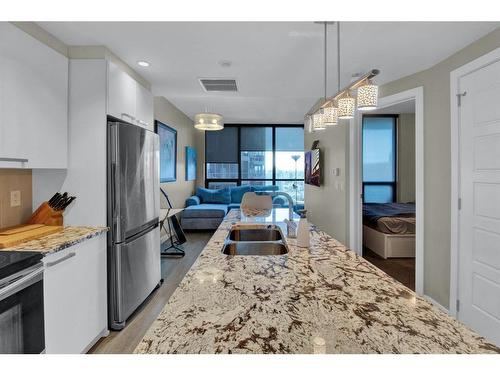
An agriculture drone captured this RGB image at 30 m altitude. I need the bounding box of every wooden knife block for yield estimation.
[27,202,64,226]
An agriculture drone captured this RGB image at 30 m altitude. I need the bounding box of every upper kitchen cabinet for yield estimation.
[107,61,153,131]
[0,23,68,169]
[136,83,154,131]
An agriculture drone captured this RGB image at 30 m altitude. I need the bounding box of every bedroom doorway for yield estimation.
[361,109,416,290]
[350,87,424,294]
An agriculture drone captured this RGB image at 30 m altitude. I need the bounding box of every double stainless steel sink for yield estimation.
[222,224,289,256]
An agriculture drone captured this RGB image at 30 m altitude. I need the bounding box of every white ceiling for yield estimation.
[38,21,499,124]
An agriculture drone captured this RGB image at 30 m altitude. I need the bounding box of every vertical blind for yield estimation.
[240,127,273,151]
[205,127,238,163]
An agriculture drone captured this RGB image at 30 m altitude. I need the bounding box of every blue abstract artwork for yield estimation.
[156,121,177,182]
[186,146,197,181]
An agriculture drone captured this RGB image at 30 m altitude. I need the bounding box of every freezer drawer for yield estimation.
[110,226,160,328]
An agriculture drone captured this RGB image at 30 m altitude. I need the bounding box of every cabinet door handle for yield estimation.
[0,157,29,163]
[121,113,136,121]
[46,252,76,267]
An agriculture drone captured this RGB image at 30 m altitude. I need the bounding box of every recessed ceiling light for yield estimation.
[218,60,232,68]
[137,61,150,67]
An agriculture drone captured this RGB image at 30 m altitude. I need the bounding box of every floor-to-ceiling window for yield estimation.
[362,115,398,203]
[205,125,304,203]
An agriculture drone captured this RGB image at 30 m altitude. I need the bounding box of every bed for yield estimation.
[363,203,415,259]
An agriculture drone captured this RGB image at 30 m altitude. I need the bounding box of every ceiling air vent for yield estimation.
[199,78,238,92]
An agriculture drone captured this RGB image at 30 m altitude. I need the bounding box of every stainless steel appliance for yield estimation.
[107,118,161,330]
[0,251,44,353]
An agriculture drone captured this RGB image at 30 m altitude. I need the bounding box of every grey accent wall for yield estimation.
[154,96,201,209]
[304,124,350,245]
[397,113,415,203]
[379,27,500,308]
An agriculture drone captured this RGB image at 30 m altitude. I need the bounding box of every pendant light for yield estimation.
[322,23,338,127]
[338,92,355,119]
[304,21,380,125]
[336,22,354,120]
[313,112,326,130]
[194,112,224,131]
[305,115,314,133]
[357,79,379,111]
[322,105,338,126]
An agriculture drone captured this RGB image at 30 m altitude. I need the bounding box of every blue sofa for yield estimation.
[181,185,286,230]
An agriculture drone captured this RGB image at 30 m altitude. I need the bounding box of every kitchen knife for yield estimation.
[48,192,61,207]
[51,194,65,210]
[55,196,70,210]
[50,195,62,209]
[61,196,76,210]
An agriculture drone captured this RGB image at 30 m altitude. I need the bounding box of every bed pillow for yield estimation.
[196,187,231,204]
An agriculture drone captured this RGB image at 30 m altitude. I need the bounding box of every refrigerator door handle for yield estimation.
[110,123,123,243]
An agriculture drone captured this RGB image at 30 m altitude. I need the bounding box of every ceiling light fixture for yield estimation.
[357,79,379,111]
[338,92,355,119]
[137,61,150,67]
[321,22,338,127]
[322,104,338,126]
[218,60,232,68]
[194,113,224,131]
[304,21,380,126]
[305,115,314,133]
[313,112,326,130]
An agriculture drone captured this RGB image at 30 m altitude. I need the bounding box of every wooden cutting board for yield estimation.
[0,225,63,249]
[0,224,44,236]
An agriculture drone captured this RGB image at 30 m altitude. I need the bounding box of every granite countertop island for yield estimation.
[135,209,499,354]
[3,226,108,255]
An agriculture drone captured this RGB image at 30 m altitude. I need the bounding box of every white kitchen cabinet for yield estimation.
[107,61,154,130]
[136,82,154,131]
[43,234,108,354]
[107,61,137,124]
[0,23,68,169]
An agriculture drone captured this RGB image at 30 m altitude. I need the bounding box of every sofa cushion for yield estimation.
[185,195,201,207]
[181,217,223,230]
[228,203,241,210]
[251,185,279,192]
[183,204,228,219]
[230,185,252,203]
[196,187,231,204]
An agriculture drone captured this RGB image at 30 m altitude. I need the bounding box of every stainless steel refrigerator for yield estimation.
[107,118,161,330]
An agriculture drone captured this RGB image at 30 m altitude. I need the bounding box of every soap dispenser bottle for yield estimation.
[296,209,310,248]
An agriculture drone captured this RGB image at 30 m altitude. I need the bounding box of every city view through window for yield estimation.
[205,126,304,203]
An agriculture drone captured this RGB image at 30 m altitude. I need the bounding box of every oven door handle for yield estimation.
[0,265,43,301]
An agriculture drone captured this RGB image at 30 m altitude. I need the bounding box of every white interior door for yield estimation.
[458,59,500,346]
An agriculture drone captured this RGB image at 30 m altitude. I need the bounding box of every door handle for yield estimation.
[0,157,29,163]
[121,113,136,121]
[45,252,76,267]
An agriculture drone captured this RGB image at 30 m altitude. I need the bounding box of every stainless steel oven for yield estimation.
[0,255,44,354]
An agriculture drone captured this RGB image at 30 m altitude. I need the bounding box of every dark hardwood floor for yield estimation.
[362,247,415,291]
[89,231,214,354]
